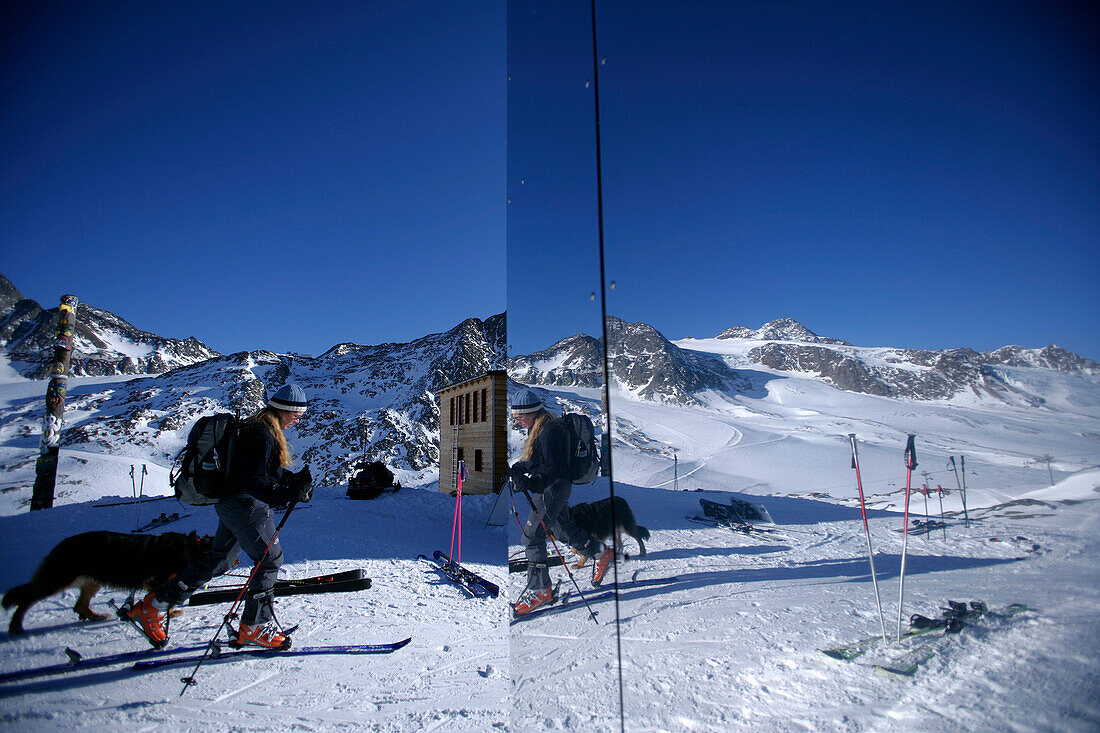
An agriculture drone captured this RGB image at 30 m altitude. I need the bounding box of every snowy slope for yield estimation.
[2,330,1099,730]
[507,363,1100,730]
[0,480,510,730]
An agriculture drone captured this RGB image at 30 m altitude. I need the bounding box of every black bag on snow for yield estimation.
[560,413,600,485]
[172,413,239,506]
[346,460,400,500]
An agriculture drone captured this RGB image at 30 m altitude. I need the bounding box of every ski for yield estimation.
[199,568,365,592]
[873,637,950,675]
[820,624,942,660]
[0,643,211,684]
[510,574,683,624]
[93,496,172,509]
[509,554,569,574]
[687,514,783,538]
[131,512,191,533]
[188,577,371,606]
[820,601,978,661]
[893,519,948,536]
[699,498,774,525]
[132,637,412,671]
[273,568,365,586]
[872,603,1029,676]
[418,551,499,598]
[187,571,371,606]
[821,602,1028,663]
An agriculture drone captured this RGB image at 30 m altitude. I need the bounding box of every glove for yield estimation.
[509,463,543,493]
[291,467,313,503]
[275,467,313,505]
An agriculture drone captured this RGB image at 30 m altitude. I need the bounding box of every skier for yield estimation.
[509,388,613,615]
[128,384,314,648]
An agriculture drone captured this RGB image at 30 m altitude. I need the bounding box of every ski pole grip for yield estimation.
[848,433,858,469]
[904,434,917,470]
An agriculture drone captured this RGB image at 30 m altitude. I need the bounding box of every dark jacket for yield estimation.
[511,417,569,493]
[228,422,286,504]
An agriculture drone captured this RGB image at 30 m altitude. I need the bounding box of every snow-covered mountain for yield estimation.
[0,313,505,498]
[703,318,1097,403]
[510,316,1096,407]
[510,317,750,405]
[0,273,219,377]
[717,316,850,345]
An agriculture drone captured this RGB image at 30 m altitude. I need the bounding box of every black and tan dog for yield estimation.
[569,496,650,568]
[2,530,212,634]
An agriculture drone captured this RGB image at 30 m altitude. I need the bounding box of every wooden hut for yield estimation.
[437,370,508,495]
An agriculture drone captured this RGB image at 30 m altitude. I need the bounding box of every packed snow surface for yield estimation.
[2,352,1099,730]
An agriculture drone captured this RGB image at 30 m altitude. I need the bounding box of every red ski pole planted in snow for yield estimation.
[849,434,889,643]
[896,435,918,641]
[449,461,467,564]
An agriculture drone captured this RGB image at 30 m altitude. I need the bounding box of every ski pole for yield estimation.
[449,461,466,564]
[179,502,297,696]
[962,459,970,527]
[849,434,888,644]
[937,485,947,541]
[897,434,917,641]
[948,456,967,527]
[921,483,930,537]
[517,482,599,624]
[130,465,138,530]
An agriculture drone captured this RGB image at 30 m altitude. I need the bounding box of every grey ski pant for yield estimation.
[157,493,283,626]
[521,480,599,590]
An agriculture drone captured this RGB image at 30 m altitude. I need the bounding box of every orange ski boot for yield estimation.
[127,593,169,648]
[513,585,556,616]
[232,621,292,649]
[591,544,614,587]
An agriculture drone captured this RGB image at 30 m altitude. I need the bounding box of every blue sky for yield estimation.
[2,2,1097,361]
[1,1,505,356]
[508,1,1099,359]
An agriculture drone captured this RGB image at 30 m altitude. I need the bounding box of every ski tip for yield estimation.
[392,637,413,650]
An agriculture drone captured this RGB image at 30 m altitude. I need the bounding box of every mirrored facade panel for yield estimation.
[506,2,624,730]
[593,1,1099,730]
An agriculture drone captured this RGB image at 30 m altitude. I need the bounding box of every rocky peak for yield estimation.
[0,272,220,377]
[981,345,1098,375]
[717,318,849,345]
[510,316,749,405]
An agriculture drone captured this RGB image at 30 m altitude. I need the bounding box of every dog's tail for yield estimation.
[2,584,31,610]
[637,525,650,542]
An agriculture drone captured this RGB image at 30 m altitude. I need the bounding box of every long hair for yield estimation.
[246,407,293,468]
[521,409,555,462]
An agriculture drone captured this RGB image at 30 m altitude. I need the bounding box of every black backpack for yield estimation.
[560,413,600,485]
[172,413,239,506]
[346,460,401,500]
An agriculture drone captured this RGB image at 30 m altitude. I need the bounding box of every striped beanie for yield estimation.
[269,383,308,414]
[510,387,543,415]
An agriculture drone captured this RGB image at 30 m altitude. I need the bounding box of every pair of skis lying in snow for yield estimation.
[0,569,409,685]
[819,600,1030,675]
[417,550,500,598]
